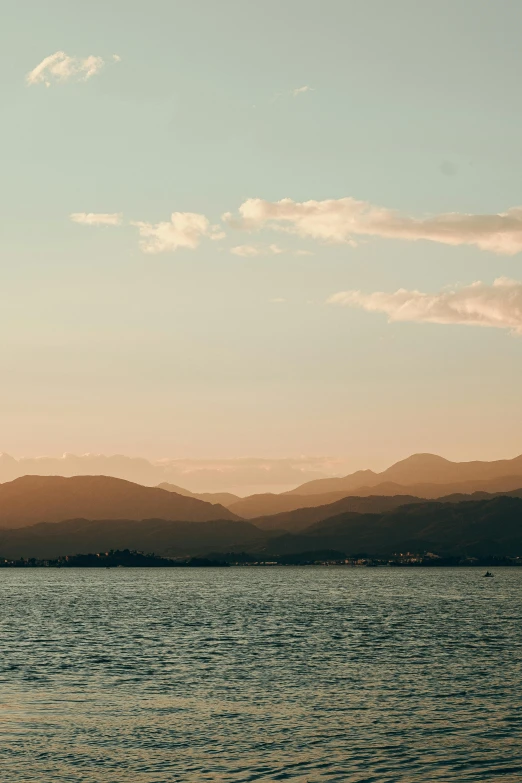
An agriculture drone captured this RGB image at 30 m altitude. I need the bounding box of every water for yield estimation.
[0,567,520,782]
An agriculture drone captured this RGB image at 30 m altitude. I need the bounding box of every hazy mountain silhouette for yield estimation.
[249,486,522,532]
[2,494,522,560]
[0,476,240,529]
[2,450,522,500]
[314,475,522,499]
[251,494,425,532]
[286,453,522,496]
[0,453,332,494]
[226,491,362,518]
[157,482,240,507]
[228,475,522,518]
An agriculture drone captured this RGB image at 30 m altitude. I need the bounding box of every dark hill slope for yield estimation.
[0,475,240,528]
[251,494,423,532]
[3,495,521,560]
[251,488,522,534]
[265,497,522,557]
[227,490,370,519]
[230,477,522,519]
[0,517,264,560]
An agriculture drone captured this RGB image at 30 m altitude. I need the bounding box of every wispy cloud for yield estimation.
[0,452,346,493]
[231,244,284,257]
[131,213,225,254]
[272,85,315,103]
[270,298,286,303]
[27,51,118,86]
[230,244,312,257]
[70,212,123,226]
[225,197,522,255]
[328,278,522,334]
[292,85,313,97]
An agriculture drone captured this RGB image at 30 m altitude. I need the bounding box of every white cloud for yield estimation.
[225,197,522,255]
[112,54,122,62]
[230,243,284,257]
[26,51,113,86]
[270,298,286,303]
[328,277,522,334]
[70,212,123,226]
[231,245,262,257]
[0,452,347,493]
[268,243,284,255]
[131,213,225,254]
[292,85,313,97]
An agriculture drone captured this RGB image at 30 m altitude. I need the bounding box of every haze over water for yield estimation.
[1,567,520,782]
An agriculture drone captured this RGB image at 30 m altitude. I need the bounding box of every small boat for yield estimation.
[483,571,494,578]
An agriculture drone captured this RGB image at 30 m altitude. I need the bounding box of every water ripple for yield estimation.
[0,567,520,781]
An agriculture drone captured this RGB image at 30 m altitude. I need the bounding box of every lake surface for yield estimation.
[0,567,520,782]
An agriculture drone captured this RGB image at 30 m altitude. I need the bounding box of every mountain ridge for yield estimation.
[0,475,240,528]
[157,482,240,507]
[1,495,522,560]
[230,474,522,518]
[285,453,522,496]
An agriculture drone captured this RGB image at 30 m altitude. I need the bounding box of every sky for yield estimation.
[2,0,522,481]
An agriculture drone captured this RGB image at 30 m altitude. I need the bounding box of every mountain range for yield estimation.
[1,495,521,560]
[215,475,522,519]
[0,452,522,560]
[250,487,522,533]
[259,496,522,558]
[285,452,522,496]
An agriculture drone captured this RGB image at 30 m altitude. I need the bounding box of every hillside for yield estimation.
[229,475,522,519]
[286,453,522,497]
[2,495,522,561]
[0,517,265,560]
[0,476,240,528]
[157,482,240,507]
[263,496,522,558]
[226,490,369,519]
[251,494,424,531]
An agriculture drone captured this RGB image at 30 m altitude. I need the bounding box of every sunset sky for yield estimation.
[2,0,522,473]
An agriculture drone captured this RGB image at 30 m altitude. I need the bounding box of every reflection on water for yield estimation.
[0,567,520,782]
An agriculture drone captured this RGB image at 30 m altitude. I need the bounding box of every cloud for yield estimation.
[224,197,522,255]
[231,245,261,257]
[0,453,345,493]
[26,51,109,86]
[292,85,313,97]
[231,244,284,257]
[131,213,225,254]
[112,54,122,62]
[270,298,286,303]
[328,277,522,334]
[230,244,311,257]
[70,212,123,226]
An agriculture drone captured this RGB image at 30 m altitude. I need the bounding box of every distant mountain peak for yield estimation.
[287,451,522,496]
[394,453,452,465]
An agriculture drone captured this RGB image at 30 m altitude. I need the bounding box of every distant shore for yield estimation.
[1,549,521,568]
